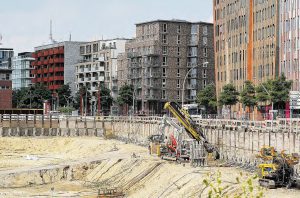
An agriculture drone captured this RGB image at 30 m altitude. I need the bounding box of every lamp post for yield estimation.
[182,62,208,107]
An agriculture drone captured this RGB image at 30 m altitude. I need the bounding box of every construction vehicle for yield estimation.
[163,102,219,160]
[256,146,300,188]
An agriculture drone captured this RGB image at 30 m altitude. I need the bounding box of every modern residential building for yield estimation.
[280,0,300,90]
[0,48,14,109]
[214,0,280,115]
[126,19,214,114]
[31,41,85,95]
[12,52,35,89]
[75,38,129,114]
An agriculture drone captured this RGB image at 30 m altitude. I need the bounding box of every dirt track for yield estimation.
[0,137,299,197]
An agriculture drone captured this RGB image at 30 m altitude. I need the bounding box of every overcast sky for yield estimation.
[0,0,213,54]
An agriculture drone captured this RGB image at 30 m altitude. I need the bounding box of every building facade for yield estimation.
[280,0,300,90]
[0,48,14,109]
[12,52,35,89]
[75,39,129,115]
[214,0,280,115]
[31,41,85,95]
[126,20,214,114]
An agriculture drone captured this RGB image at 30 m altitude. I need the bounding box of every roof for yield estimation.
[135,19,213,26]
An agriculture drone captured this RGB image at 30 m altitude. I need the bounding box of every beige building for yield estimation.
[124,19,215,114]
[75,38,130,115]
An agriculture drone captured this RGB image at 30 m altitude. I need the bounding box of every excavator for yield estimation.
[148,102,219,163]
[256,146,300,188]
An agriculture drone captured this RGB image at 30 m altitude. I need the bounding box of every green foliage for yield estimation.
[57,84,73,107]
[12,84,52,109]
[58,106,75,114]
[74,86,91,110]
[99,85,113,113]
[201,171,264,198]
[256,74,292,108]
[240,81,257,110]
[219,84,239,107]
[117,84,134,106]
[196,84,217,114]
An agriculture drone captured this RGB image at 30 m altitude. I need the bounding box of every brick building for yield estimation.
[214,0,280,116]
[125,19,215,114]
[0,48,14,109]
[31,41,85,95]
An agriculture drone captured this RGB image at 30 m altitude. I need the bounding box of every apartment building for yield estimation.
[117,53,130,88]
[214,0,280,114]
[31,41,85,94]
[280,0,300,90]
[12,52,35,89]
[126,19,214,114]
[0,48,14,109]
[75,38,129,114]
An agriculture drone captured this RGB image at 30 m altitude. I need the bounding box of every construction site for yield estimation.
[0,103,300,197]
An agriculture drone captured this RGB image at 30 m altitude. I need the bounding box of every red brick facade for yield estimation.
[0,80,12,109]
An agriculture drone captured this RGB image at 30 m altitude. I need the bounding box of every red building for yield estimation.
[31,45,64,92]
[31,41,85,94]
[0,48,14,109]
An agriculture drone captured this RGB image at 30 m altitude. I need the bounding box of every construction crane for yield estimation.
[256,146,300,188]
[164,102,219,159]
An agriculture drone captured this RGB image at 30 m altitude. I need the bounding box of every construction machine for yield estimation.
[163,102,220,160]
[256,146,300,189]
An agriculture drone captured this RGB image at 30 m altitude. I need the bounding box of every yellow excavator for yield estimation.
[256,146,300,188]
[149,102,219,160]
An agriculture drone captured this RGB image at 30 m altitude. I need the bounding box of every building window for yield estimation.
[177,35,181,44]
[177,91,180,100]
[162,34,167,44]
[80,46,85,54]
[203,69,207,78]
[162,89,166,99]
[162,68,166,77]
[203,79,207,88]
[93,43,98,52]
[177,58,180,66]
[177,69,180,77]
[203,26,208,35]
[162,79,166,88]
[177,79,180,88]
[162,57,168,66]
[177,25,181,33]
[177,47,180,56]
[203,48,207,57]
[86,45,91,53]
[163,23,168,33]
[203,37,207,45]
[162,46,168,55]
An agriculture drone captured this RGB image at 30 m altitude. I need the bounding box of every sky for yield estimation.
[0,0,213,54]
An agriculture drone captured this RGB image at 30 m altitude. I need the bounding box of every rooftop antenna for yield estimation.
[49,20,53,42]
[69,32,72,41]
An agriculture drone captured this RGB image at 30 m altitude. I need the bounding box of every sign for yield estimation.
[290,91,300,110]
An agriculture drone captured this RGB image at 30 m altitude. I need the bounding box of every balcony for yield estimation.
[49,50,54,55]
[91,66,104,72]
[54,76,64,81]
[145,72,161,78]
[44,50,49,56]
[144,62,160,67]
[37,52,43,57]
[54,58,64,63]
[37,69,42,74]
[187,84,197,89]
[48,76,54,81]
[49,59,54,64]
[43,68,48,73]
[49,67,54,73]
[187,63,197,68]
[127,52,142,58]
[84,67,92,72]
[130,63,141,68]
[37,61,42,65]
[54,67,64,72]
[145,94,160,100]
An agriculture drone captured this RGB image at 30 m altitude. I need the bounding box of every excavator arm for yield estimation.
[164,102,219,159]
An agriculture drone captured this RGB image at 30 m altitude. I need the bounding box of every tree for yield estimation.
[12,84,51,109]
[240,80,257,112]
[57,84,72,107]
[219,84,239,118]
[196,84,217,114]
[117,84,134,106]
[99,85,113,114]
[74,86,91,114]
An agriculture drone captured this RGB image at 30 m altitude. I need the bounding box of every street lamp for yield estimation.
[261,84,274,120]
[182,62,208,107]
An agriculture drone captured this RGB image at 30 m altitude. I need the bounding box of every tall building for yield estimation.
[12,52,35,89]
[126,19,214,114]
[280,0,300,90]
[0,48,14,109]
[214,0,280,113]
[31,41,85,95]
[75,38,129,115]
